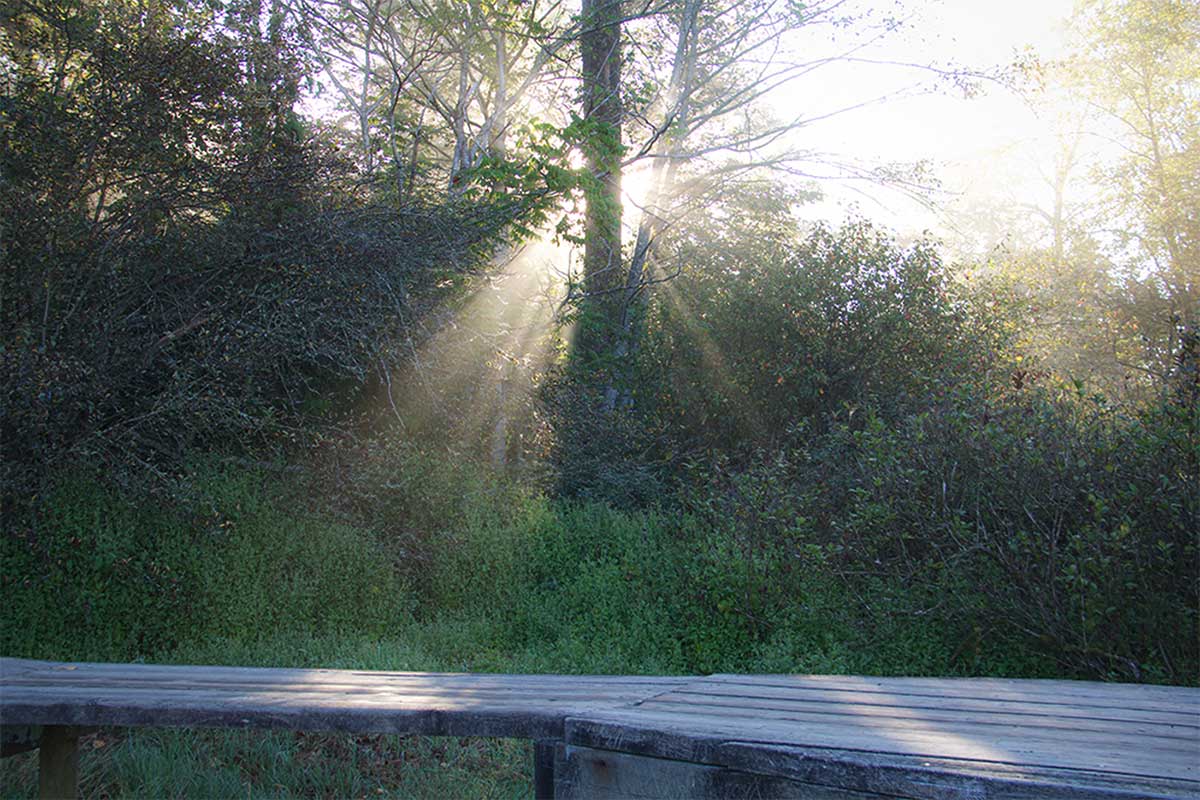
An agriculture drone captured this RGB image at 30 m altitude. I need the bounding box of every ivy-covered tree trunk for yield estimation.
[578,0,624,407]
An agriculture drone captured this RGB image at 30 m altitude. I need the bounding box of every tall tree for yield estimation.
[298,0,572,197]
[576,0,625,404]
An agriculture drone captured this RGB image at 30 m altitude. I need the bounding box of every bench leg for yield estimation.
[533,740,557,800]
[38,726,79,800]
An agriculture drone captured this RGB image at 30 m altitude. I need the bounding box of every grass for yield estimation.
[0,728,531,800]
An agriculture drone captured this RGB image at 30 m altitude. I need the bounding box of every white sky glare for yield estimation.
[780,0,1078,237]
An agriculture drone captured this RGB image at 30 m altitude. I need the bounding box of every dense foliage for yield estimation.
[547,207,1198,680]
[645,219,1003,452]
[1,0,513,506]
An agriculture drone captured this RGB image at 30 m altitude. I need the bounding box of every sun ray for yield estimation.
[379,232,571,463]
[659,274,767,440]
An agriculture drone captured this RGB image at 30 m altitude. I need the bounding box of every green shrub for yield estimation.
[507,504,687,670]
[191,469,410,641]
[683,385,1198,683]
[0,466,409,661]
[340,434,534,608]
[1,472,201,660]
[638,220,1011,459]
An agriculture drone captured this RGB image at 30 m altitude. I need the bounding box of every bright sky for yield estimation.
[778,0,1079,239]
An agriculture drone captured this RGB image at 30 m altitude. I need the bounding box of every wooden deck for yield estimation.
[2,658,1198,798]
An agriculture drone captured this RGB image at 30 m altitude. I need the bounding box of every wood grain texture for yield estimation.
[703,674,1200,714]
[1,658,685,689]
[0,658,686,740]
[565,718,1200,800]
[573,674,1199,797]
[554,744,887,799]
[659,682,1198,726]
[3,658,1197,798]
[565,706,1197,778]
[707,673,1197,700]
[625,675,1200,782]
[636,694,1197,746]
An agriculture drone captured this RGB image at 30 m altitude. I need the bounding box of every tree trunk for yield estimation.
[360,2,377,177]
[578,0,624,395]
[492,29,508,156]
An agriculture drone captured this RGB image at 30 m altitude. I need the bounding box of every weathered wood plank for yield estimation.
[640,692,1198,741]
[5,658,1198,799]
[565,717,1200,800]
[0,657,685,742]
[0,659,686,688]
[1,685,664,716]
[3,696,561,740]
[656,684,1199,727]
[710,740,1200,800]
[705,674,1200,711]
[565,707,1200,781]
[1,676,652,694]
[37,726,78,800]
[6,677,683,697]
[555,744,888,799]
[5,682,664,706]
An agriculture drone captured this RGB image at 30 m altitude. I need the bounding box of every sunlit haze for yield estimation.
[778,0,1078,241]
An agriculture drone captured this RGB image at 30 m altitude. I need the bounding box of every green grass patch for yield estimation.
[1,465,409,662]
[0,728,531,800]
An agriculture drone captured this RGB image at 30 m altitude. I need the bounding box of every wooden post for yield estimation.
[38,726,79,800]
[533,740,556,800]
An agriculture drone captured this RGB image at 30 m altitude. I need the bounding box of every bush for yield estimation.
[540,378,670,505]
[1,473,199,660]
[190,468,410,641]
[332,433,535,607]
[0,0,512,507]
[681,384,1199,682]
[409,466,975,675]
[638,219,1009,458]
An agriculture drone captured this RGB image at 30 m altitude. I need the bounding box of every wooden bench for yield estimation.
[2,658,1197,799]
